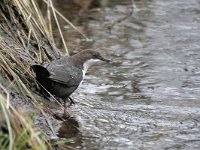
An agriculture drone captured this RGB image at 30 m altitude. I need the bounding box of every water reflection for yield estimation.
[54,0,200,149]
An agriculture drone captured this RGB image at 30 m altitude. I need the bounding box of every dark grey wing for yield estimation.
[46,58,83,87]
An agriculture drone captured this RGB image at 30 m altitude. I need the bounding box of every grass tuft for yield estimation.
[0,86,47,150]
[0,0,82,149]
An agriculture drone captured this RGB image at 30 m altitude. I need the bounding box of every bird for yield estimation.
[31,50,110,114]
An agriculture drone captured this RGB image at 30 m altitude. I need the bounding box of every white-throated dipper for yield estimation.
[31,50,110,113]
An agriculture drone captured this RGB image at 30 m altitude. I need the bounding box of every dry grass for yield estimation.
[0,0,84,149]
[0,85,47,150]
[0,0,59,149]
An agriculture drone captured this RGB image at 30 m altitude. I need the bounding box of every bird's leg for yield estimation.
[62,100,70,120]
[63,97,74,115]
[64,99,67,115]
[68,96,75,105]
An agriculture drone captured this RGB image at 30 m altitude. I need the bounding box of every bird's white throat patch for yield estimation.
[80,59,100,86]
[82,59,100,77]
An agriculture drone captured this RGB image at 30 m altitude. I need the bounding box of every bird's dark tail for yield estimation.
[31,65,50,77]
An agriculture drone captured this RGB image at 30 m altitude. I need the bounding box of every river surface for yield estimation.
[57,0,200,149]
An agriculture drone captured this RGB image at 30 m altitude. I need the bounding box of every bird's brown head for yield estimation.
[72,50,110,71]
[72,50,110,63]
[79,50,110,62]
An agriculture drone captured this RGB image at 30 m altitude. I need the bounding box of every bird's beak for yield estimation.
[99,56,111,63]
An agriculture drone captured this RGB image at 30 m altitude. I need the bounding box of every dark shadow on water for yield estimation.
[57,117,82,147]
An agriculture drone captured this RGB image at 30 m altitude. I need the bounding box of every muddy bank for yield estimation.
[0,0,81,147]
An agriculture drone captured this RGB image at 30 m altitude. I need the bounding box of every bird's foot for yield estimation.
[53,112,70,121]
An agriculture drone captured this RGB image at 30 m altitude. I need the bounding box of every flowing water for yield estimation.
[57,0,200,149]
